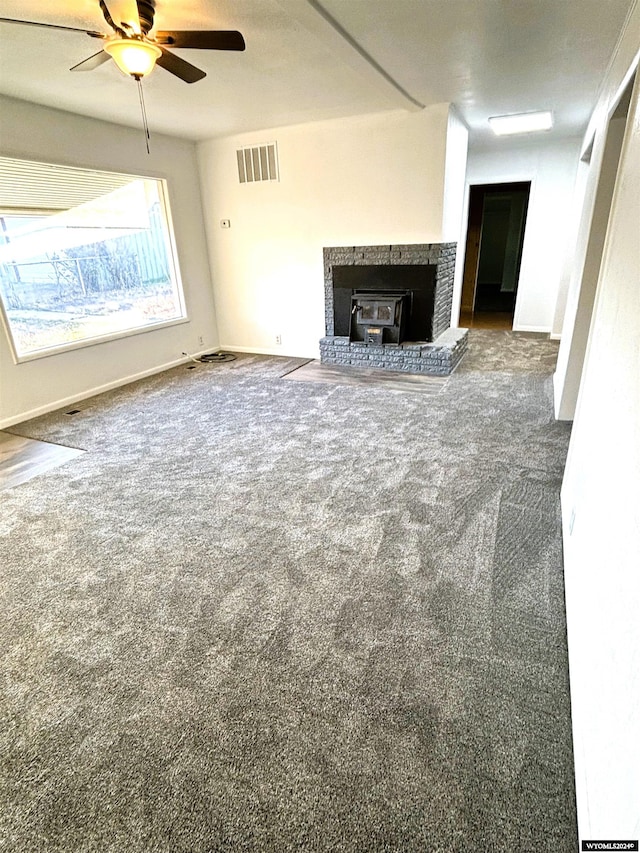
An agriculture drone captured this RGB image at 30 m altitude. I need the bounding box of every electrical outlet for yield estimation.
[275,334,282,346]
[198,335,204,347]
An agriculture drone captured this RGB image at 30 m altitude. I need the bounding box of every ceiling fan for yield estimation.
[0,0,246,83]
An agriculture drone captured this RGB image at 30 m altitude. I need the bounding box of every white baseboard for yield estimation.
[512,324,551,334]
[223,344,281,355]
[220,344,319,359]
[550,332,562,341]
[0,350,217,430]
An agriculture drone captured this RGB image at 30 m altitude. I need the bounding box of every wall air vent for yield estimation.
[236,143,279,184]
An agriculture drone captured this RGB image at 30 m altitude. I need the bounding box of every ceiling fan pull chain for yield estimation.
[135,74,151,154]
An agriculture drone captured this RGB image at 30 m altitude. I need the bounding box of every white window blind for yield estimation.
[0,157,139,211]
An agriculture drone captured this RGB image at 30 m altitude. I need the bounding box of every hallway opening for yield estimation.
[459,182,531,330]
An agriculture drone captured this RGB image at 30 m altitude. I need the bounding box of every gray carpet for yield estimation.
[0,333,576,852]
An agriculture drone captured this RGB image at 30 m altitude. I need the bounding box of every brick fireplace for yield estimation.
[320,243,468,375]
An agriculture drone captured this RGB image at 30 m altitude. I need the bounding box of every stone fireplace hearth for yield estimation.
[320,243,468,375]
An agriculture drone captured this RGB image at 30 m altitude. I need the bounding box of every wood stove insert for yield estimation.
[350,291,410,345]
[333,264,436,344]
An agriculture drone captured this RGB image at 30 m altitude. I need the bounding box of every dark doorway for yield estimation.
[459,182,531,330]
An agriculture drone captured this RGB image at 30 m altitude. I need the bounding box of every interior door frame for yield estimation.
[458,180,532,324]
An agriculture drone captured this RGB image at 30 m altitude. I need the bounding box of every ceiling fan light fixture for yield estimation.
[489,111,554,135]
[104,38,161,78]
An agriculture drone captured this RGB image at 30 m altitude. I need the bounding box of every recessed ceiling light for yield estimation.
[489,111,554,135]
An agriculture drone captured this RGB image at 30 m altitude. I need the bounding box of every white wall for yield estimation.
[560,4,640,844]
[0,96,218,428]
[443,109,470,326]
[551,158,590,339]
[554,112,630,418]
[198,104,457,358]
[456,137,581,333]
[442,108,469,243]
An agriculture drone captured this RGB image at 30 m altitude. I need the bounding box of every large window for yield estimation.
[0,158,186,361]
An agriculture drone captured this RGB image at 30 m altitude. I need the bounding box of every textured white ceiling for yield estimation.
[0,0,633,143]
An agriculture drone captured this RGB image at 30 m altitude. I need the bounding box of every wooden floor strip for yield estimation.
[283,359,447,393]
[0,432,85,491]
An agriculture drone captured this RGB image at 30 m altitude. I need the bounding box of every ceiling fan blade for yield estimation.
[154,30,246,51]
[100,0,141,34]
[70,50,111,72]
[156,48,206,83]
[0,17,104,38]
